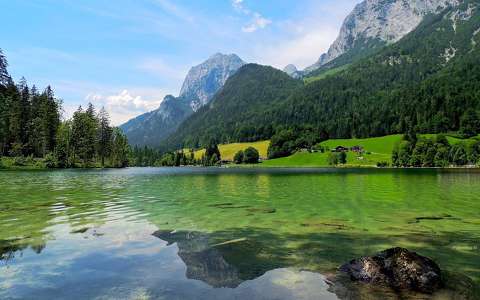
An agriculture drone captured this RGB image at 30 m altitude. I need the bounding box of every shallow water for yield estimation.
[0,167,479,299]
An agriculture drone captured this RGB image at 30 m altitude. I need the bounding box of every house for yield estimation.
[351,145,364,153]
[332,146,349,153]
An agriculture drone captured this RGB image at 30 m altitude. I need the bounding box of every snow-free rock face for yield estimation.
[179,53,246,111]
[120,53,245,147]
[282,64,298,76]
[305,0,458,73]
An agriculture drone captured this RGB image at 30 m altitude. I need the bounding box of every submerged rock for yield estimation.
[246,207,276,214]
[339,247,443,294]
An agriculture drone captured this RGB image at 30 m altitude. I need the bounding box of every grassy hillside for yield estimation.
[303,64,350,85]
[185,134,479,166]
[192,140,270,161]
[262,135,400,167]
[261,134,480,168]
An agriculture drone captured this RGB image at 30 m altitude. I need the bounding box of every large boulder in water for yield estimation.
[339,247,443,293]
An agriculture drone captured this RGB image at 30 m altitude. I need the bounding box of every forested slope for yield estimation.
[163,64,302,150]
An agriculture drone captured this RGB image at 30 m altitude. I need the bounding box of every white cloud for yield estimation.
[232,0,249,14]
[84,90,163,126]
[242,13,272,33]
[232,0,272,33]
[254,24,339,69]
[243,0,360,69]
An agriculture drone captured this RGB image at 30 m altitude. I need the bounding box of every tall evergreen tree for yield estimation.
[42,86,60,154]
[17,78,31,154]
[55,122,72,168]
[0,49,10,86]
[97,107,112,167]
[111,128,130,168]
[6,82,22,155]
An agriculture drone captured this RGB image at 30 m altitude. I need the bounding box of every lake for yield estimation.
[0,168,479,299]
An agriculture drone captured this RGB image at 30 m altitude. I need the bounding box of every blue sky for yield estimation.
[1,0,359,125]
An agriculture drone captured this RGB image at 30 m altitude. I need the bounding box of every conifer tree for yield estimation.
[97,107,112,167]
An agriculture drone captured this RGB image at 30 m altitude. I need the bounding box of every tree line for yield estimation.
[392,133,480,167]
[0,49,130,168]
[130,140,223,167]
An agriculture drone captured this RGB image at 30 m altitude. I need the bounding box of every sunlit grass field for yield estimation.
[185,134,479,166]
[190,140,270,161]
[261,134,480,167]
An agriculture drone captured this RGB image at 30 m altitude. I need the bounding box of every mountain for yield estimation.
[180,53,246,111]
[282,64,302,79]
[118,95,192,147]
[304,0,458,74]
[120,53,245,147]
[274,0,480,138]
[163,0,479,149]
[162,64,302,150]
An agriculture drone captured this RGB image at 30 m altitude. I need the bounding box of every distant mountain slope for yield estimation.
[120,53,245,147]
[118,95,192,147]
[304,0,458,74]
[180,53,246,111]
[162,64,302,150]
[164,1,480,149]
[282,1,480,138]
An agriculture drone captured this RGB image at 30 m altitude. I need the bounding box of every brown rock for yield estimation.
[339,247,443,294]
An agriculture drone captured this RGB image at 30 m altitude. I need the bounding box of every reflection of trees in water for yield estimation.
[0,238,46,264]
[0,171,130,263]
[153,228,479,298]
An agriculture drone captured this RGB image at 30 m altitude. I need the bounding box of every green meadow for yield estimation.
[183,134,479,167]
[191,140,270,161]
[261,134,480,168]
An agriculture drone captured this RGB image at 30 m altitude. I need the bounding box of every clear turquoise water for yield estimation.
[0,168,479,299]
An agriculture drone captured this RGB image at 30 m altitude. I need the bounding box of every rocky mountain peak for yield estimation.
[305,0,459,73]
[120,53,245,147]
[179,53,246,111]
[283,64,303,79]
[283,64,298,74]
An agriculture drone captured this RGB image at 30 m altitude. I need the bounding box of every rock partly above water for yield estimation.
[339,247,443,294]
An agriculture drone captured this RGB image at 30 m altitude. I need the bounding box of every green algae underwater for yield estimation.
[0,167,479,299]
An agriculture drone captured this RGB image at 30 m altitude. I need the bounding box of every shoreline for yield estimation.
[3,165,480,171]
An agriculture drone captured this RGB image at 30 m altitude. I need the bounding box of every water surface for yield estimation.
[0,168,479,299]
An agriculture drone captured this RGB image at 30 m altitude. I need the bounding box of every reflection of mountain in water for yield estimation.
[153,230,281,288]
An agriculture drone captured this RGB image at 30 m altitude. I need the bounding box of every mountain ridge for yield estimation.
[120,53,246,147]
[303,0,459,74]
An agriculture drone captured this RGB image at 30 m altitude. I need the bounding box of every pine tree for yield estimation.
[55,122,71,168]
[17,78,31,154]
[29,86,44,157]
[42,86,60,154]
[97,107,112,167]
[0,49,10,87]
[71,106,86,166]
[6,82,22,155]
[111,128,130,168]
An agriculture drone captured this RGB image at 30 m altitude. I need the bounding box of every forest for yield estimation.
[131,141,225,167]
[0,49,130,168]
[392,132,480,167]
